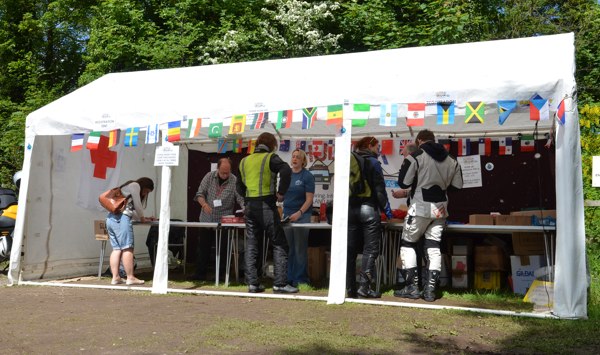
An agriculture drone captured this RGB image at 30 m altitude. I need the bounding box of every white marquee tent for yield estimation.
[10,33,586,319]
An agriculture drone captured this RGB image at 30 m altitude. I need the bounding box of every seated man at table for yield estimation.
[395,129,463,302]
[189,157,244,281]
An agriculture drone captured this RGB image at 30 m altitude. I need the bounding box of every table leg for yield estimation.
[98,240,106,278]
[225,228,233,287]
[215,228,222,287]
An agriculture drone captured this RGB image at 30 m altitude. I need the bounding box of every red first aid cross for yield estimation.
[90,135,117,179]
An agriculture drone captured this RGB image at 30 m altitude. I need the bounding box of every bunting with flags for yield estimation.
[327,105,343,126]
[478,138,491,156]
[86,131,101,150]
[521,135,535,152]
[217,138,227,153]
[406,103,425,126]
[124,128,139,147]
[437,102,454,125]
[71,133,84,152]
[146,124,159,144]
[229,114,246,134]
[438,139,451,152]
[380,139,393,156]
[167,120,181,142]
[279,139,290,152]
[296,140,307,151]
[497,100,517,125]
[556,99,566,126]
[247,139,256,154]
[187,118,201,138]
[232,138,243,153]
[108,129,120,148]
[499,137,512,155]
[530,94,549,121]
[250,112,268,129]
[465,101,485,123]
[457,138,470,156]
[379,103,398,127]
[277,110,293,129]
[351,103,370,127]
[208,122,223,138]
[302,108,317,129]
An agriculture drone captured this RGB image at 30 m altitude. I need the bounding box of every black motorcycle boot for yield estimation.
[357,272,381,298]
[422,270,440,302]
[393,267,420,299]
[346,273,357,298]
[395,268,406,290]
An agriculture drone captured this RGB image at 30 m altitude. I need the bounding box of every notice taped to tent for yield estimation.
[457,155,482,188]
[154,146,180,166]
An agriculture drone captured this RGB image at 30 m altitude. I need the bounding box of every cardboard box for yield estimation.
[474,246,507,271]
[523,280,554,310]
[474,271,502,290]
[469,214,495,225]
[510,210,556,219]
[451,255,468,288]
[94,220,108,240]
[512,232,546,255]
[510,255,546,295]
[307,246,327,283]
[495,215,532,226]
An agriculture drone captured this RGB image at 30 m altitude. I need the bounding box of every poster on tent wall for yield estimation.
[457,155,483,188]
[593,156,600,187]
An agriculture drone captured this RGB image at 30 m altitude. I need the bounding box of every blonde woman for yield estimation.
[283,149,315,286]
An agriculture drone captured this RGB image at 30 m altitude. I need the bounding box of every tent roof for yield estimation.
[26,34,573,139]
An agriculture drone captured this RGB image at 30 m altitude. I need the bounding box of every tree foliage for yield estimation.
[1,0,600,192]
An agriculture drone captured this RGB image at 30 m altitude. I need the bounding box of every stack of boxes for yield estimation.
[468,210,555,295]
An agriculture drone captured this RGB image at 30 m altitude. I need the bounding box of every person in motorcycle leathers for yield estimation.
[237,132,297,294]
[347,136,392,298]
[395,129,463,302]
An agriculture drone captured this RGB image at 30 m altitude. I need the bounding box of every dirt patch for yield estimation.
[0,269,550,354]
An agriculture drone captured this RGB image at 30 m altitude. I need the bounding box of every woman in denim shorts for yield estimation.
[106,177,154,285]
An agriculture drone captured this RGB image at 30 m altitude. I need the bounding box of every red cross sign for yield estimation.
[90,135,117,179]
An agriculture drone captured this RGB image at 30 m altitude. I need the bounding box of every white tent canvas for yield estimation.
[11,33,585,319]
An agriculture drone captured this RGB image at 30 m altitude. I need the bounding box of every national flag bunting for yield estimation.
[438,139,451,152]
[478,138,491,156]
[379,103,398,127]
[351,103,370,127]
[86,131,101,150]
[497,100,517,125]
[279,139,290,152]
[124,127,139,147]
[380,139,393,156]
[499,137,512,155]
[187,118,201,138]
[437,102,454,125]
[217,138,227,153]
[406,103,425,127]
[229,114,246,134]
[247,139,256,154]
[327,105,343,126]
[146,124,159,144]
[276,110,293,129]
[108,129,120,148]
[521,135,535,152]
[302,108,317,129]
[465,101,485,123]
[232,138,243,153]
[167,120,181,142]
[530,94,549,121]
[71,133,84,152]
[296,140,307,151]
[398,139,413,154]
[556,99,566,126]
[312,140,324,158]
[251,112,268,129]
[208,122,223,138]
[457,138,470,156]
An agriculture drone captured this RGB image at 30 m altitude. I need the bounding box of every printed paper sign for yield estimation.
[457,155,482,188]
[154,146,180,166]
